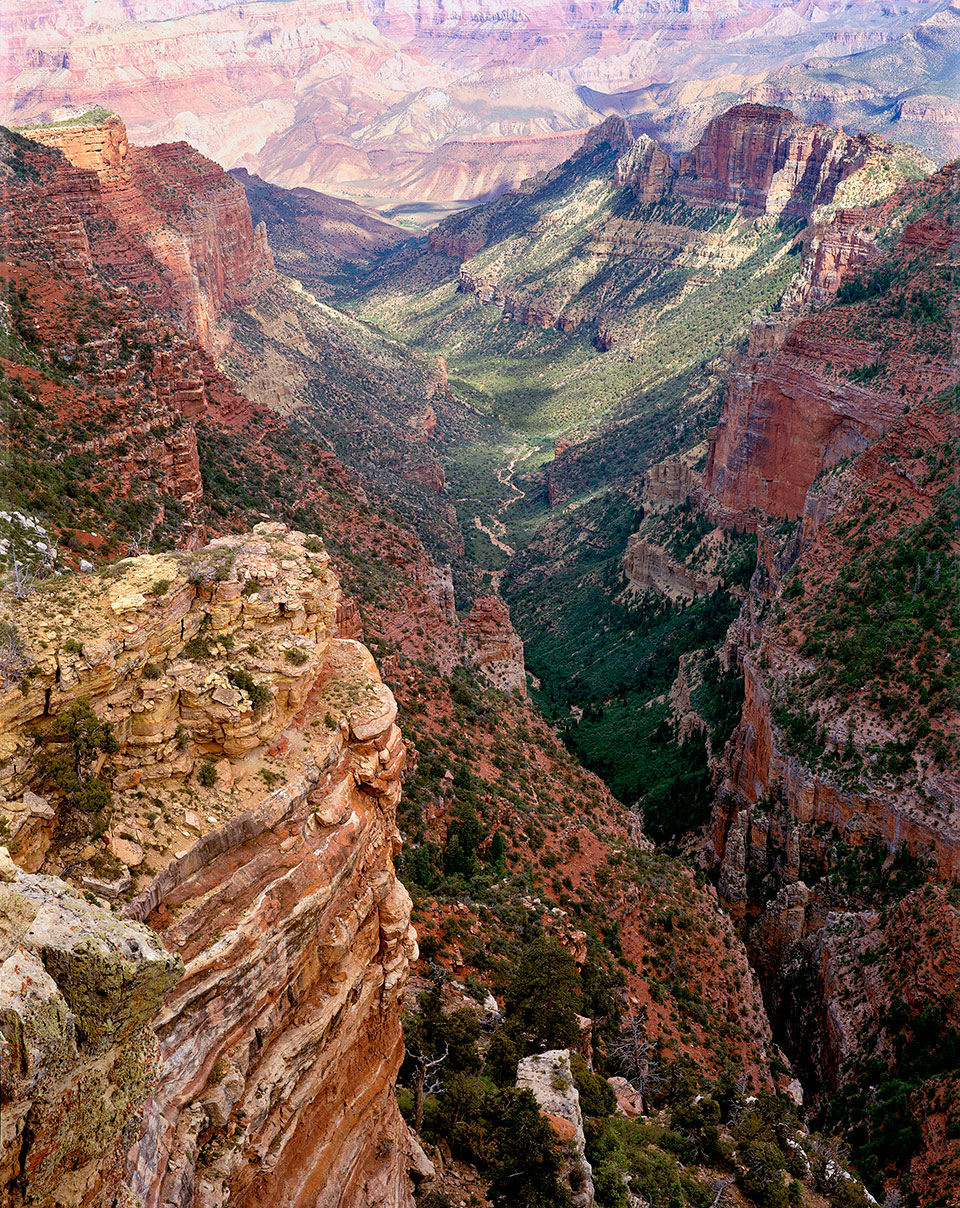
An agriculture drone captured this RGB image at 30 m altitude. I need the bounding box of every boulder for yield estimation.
[517,1049,595,1208]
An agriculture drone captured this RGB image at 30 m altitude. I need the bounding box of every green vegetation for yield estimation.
[828,1003,960,1200]
[506,498,751,838]
[401,952,872,1208]
[228,668,272,709]
[12,108,115,131]
[198,759,218,787]
[777,439,959,782]
[35,697,118,822]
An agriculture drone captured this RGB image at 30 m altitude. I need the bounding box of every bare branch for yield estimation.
[4,558,38,599]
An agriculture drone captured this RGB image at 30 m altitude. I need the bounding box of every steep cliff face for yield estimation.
[676,104,871,219]
[703,170,957,524]
[699,162,959,1199]
[612,133,675,203]
[462,595,526,695]
[0,526,419,1208]
[12,113,274,353]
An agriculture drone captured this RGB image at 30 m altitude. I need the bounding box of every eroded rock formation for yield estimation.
[0,526,419,1208]
[462,595,526,695]
[516,1049,594,1208]
[0,865,183,1208]
[676,103,881,220]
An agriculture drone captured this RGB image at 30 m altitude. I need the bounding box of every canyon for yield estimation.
[0,72,957,1208]
[344,99,958,1202]
[2,0,957,208]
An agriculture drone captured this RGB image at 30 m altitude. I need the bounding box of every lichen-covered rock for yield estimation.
[516,1049,594,1208]
[0,869,182,1208]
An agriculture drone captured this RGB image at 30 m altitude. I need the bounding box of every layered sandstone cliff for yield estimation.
[462,595,526,695]
[12,113,274,353]
[622,535,720,602]
[0,526,419,1208]
[676,103,882,220]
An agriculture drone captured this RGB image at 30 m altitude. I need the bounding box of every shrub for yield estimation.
[198,759,218,787]
[229,668,272,709]
[143,662,161,679]
[36,697,118,816]
[184,635,214,660]
[149,579,170,596]
[505,935,582,1051]
[63,637,84,655]
[284,647,309,666]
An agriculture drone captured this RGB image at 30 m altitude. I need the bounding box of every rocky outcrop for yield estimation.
[580,114,633,159]
[462,596,526,695]
[622,535,719,601]
[0,526,419,1208]
[400,459,445,495]
[676,103,880,221]
[516,1050,594,1208]
[427,228,488,262]
[641,457,701,514]
[780,207,880,312]
[13,114,275,354]
[613,135,675,203]
[0,864,183,1207]
[457,268,559,328]
[17,111,131,170]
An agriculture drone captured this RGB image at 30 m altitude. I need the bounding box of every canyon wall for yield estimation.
[704,211,957,523]
[0,527,419,1208]
[696,163,960,1179]
[13,113,274,353]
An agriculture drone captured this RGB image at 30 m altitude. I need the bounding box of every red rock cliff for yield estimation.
[703,188,958,523]
[15,113,274,353]
[0,527,420,1208]
[676,103,879,220]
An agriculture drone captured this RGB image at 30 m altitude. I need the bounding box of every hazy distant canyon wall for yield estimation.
[3,0,956,202]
